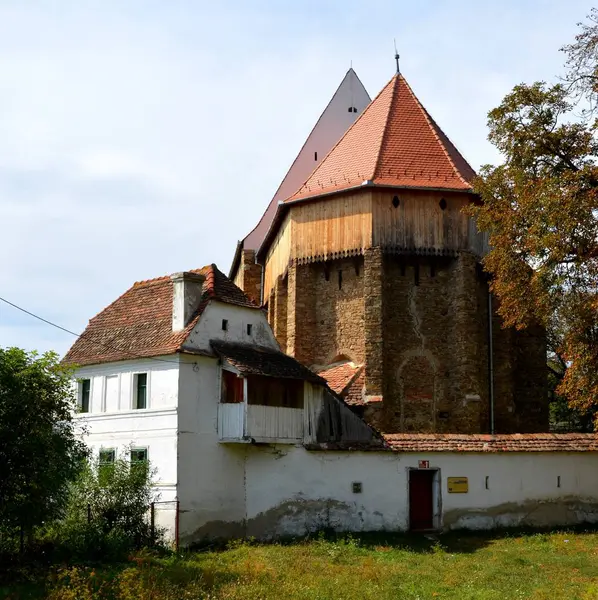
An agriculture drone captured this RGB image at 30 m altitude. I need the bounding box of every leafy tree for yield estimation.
[0,348,87,540]
[471,10,598,423]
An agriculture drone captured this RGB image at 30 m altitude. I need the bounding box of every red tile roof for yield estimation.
[317,362,362,396]
[383,433,598,453]
[63,265,258,367]
[287,74,476,203]
[344,370,365,405]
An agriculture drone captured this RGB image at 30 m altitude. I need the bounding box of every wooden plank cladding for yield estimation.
[264,213,292,301]
[263,192,372,300]
[262,188,488,300]
[292,191,373,262]
[371,189,486,254]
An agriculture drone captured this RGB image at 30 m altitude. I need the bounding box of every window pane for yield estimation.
[136,373,147,409]
[81,379,91,413]
[221,370,243,403]
[130,448,148,463]
[99,449,115,464]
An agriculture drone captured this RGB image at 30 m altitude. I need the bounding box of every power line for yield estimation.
[0,295,186,366]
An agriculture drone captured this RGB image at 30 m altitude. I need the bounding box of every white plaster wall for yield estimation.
[76,357,179,414]
[242,447,598,538]
[185,302,276,353]
[74,357,181,540]
[245,446,402,537]
[176,354,247,544]
[402,452,598,530]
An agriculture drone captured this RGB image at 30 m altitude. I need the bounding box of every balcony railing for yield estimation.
[218,403,303,443]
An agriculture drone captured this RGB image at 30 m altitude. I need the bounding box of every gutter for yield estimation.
[488,290,495,434]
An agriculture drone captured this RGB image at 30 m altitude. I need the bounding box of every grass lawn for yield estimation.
[2,529,598,599]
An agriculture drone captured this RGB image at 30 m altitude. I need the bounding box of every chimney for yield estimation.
[171,272,206,332]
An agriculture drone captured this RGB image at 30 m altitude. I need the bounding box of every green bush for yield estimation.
[41,451,163,562]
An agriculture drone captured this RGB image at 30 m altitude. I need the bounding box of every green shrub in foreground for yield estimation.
[40,452,163,562]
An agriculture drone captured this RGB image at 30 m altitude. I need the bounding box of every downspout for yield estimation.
[259,258,265,306]
[488,289,495,434]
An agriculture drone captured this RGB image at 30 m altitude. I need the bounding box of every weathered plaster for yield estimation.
[443,498,598,530]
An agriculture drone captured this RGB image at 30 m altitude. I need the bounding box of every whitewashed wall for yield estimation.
[184,302,276,352]
[177,354,246,544]
[74,357,181,540]
[239,446,598,539]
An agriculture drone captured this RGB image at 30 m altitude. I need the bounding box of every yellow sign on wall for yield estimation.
[447,477,468,493]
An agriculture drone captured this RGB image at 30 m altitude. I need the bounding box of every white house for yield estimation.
[64,265,376,544]
[64,265,598,546]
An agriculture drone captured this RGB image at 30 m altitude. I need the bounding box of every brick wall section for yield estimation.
[238,249,263,305]
[364,248,384,396]
[514,324,548,432]
[447,252,488,433]
[491,299,548,433]
[285,259,365,367]
[280,251,547,434]
[382,255,453,432]
[286,262,316,364]
[311,257,365,366]
[491,299,516,432]
[272,275,288,351]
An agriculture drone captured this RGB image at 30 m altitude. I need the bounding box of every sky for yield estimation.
[0,0,594,357]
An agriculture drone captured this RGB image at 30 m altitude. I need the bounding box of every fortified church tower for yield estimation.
[231,69,547,434]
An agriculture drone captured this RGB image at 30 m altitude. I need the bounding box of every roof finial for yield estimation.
[394,38,400,74]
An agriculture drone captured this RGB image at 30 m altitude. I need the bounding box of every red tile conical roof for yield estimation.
[286,74,476,202]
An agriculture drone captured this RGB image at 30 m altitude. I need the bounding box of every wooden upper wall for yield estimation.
[371,190,488,254]
[263,189,489,300]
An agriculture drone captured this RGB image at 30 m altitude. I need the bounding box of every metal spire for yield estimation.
[394,39,400,74]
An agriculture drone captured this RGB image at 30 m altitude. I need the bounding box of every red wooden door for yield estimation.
[409,469,435,530]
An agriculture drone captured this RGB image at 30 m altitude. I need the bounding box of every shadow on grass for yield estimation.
[189,522,598,555]
[0,553,242,600]
[311,523,598,554]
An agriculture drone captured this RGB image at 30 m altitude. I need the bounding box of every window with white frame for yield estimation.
[133,373,148,409]
[130,447,148,464]
[99,448,115,464]
[79,379,91,413]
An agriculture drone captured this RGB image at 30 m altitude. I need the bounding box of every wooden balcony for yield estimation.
[217,403,304,443]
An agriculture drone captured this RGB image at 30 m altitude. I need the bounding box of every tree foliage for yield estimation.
[54,452,161,560]
[471,10,598,420]
[0,348,87,535]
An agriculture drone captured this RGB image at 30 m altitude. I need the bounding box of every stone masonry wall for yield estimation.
[238,249,263,306]
[382,255,456,432]
[286,263,316,365]
[284,258,365,368]
[514,324,548,432]
[364,248,384,396]
[281,249,547,434]
[272,275,288,352]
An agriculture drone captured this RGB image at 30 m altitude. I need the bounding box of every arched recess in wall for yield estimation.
[325,352,356,367]
[397,349,440,433]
